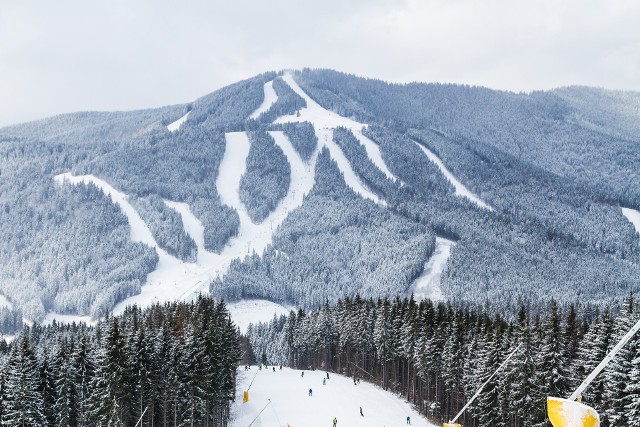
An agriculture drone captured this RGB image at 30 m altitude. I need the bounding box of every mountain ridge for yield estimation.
[0,69,639,329]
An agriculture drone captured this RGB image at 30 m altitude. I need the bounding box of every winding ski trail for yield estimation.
[250,80,278,119]
[622,207,640,235]
[167,111,190,132]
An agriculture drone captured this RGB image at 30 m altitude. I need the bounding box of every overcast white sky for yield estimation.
[1,0,639,126]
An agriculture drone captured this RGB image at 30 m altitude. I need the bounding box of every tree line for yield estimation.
[0,296,240,427]
[247,294,640,426]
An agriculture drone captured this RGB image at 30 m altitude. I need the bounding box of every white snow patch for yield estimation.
[622,207,640,235]
[321,129,386,206]
[227,299,292,334]
[0,294,13,309]
[249,80,278,119]
[42,312,95,326]
[167,111,190,132]
[230,367,436,427]
[414,142,494,211]
[410,238,455,302]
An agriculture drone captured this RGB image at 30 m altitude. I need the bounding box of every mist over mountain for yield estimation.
[1,69,639,330]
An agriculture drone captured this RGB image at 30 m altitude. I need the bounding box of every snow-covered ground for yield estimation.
[227,299,292,333]
[231,367,436,427]
[41,312,95,326]
[353,130,399,183]
[414,142,494,211]
[409,238,455,302]
[250,80,278,119]
[0,294,13,309]
[167,111,190,132]
[622,207,640,235]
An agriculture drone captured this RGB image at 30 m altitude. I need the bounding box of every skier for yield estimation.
[323,378,326,385]
[407,415,411,424]
[326,372,330,379]
[301,371,304,378]
[309,388,313,396]
[353,376,357,385]
[280,364,282,370]
[360,406,364,417]
[273,366,276,372]
[332,417,337,427]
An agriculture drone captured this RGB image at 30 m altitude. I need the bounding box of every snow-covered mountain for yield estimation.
[1,69,640,328]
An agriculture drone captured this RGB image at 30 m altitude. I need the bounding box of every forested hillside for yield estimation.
[246,294,640,426]
[0,69,639,329]
[0,296,239,426]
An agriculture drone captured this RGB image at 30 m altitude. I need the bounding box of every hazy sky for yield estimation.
[1,0,639,126]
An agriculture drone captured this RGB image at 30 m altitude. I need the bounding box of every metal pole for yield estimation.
[248,399,271,427]
[449,344,521,424]
[134,406,148,427]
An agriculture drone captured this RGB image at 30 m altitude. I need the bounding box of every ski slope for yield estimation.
[227,299,293,333]
[622,207,640,235]
[414,142,494,211]
[250,80,278,119]
[409,237,456,302]
[275,73,399,186]
[231,367,436,427]
[167,111,190,132]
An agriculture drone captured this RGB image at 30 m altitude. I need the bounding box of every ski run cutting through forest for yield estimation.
[413,141,494,211]
[49,72,537,324]
[231,367,436,427]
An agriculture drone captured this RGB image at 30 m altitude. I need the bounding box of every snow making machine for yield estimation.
[547,315,640,427]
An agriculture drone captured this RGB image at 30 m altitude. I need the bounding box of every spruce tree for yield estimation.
[2,334,47,426]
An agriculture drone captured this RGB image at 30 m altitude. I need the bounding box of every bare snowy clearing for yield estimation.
[622,207,640,235]
[167,111,190,132]
[227,299,292,334]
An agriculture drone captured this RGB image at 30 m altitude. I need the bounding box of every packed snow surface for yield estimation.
[231,367,436,427]
[622,207,640,235]
[414,142,494,211]
[42,312,95,326]
[227,299,292,334]
[410,238,456,302]
[249,80,278,119]
[167,111,190,132]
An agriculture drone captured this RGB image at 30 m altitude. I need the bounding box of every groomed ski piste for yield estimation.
[231,367,436,427]
[50,71,481,326]
[409,237,456,302]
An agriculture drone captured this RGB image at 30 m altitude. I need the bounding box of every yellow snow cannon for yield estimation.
[443,344,521,427]
[547,315,640,427]
[547,397,599,427]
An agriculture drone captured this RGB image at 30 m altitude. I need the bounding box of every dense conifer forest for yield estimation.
[246,294,640,426]
[0,297,240,427]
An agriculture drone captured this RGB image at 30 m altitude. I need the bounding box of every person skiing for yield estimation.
[309,388,313,396]
[323,378,326,385]
[332,417,337,427]
[407,415,411,424]
[360,406,364,417]
[273,366,276,372]
[301,371,304,378]
[326,372,330,379]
